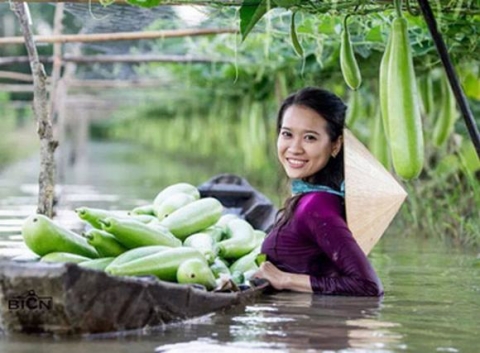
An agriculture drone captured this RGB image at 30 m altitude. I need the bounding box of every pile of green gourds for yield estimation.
[18,182,266,291]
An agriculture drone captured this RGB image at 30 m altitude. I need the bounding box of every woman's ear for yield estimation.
[331,135,343,158]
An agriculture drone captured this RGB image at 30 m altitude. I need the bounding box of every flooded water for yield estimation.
[0,141,479,353]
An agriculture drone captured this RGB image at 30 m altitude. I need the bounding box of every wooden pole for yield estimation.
[67,79,171,89]
[0,28,238,45]
[56,79,68,183]
[49,4,64,127]
[0,84,36,92]
[12,3,58,218]
[0,70,35,82]
[417,0,480,158]
[0,54,232,66]
[0,79,173,92]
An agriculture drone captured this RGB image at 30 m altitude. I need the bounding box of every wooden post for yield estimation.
[12,3,58,218]
[57,43,81,183]
[0,70,35,81]
[0,54,231,66]
[0,28,238,45]
[56,79,68,183]
[49,4,64,127]
[417,0,480,158]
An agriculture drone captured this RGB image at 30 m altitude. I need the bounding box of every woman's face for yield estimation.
[277,104,342,180]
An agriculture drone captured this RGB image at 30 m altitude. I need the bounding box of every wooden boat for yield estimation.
[197,173,277,233]
[0,261,269,335]
[0,174,277,335]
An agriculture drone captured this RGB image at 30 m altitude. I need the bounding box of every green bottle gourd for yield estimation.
[176,258,217,290]
[369,109,391,169]
[340,15,362,90]
[216,219,256,260]
[84,229,128,257]
[99,217,181,249]
[432,76,458,147]
[41,252,92,264]
[79,257,115,271]
[386,16,424,180]
[22,214,99,258]
[379,28,394,140]
[106,247,207,282]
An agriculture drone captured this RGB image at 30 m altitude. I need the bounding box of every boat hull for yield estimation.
[0,261,268,335]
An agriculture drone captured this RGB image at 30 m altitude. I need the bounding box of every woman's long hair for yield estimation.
[274,87,347,232]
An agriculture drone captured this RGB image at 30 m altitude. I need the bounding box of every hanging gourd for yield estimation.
[340,15,362,90]
[386,1,425,180]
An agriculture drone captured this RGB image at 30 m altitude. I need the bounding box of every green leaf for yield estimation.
[255,253,267,266]
[126,0,160,8]
[365,26,383,42]
[463,72,480,99]
[273,0,301,8]
[297,17,314,35]
[317,16,338,35]
[239,0,276,42]
[290,11,304,57]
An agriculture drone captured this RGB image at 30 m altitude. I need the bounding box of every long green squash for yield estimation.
[418,73,434,119]
[340,15,362,90]
[379,27,393,140]
[22,214,99,258]
[386,17,424,180]
[432,75,458,147]
[99,217,181,249]
[106,247,207,282]
[345,89,362,127]
[216,219,256,260]
[41,252,92,264]
[105,245,171,271]
[84,229,128,257]
[176,258,217,290]
[79,257,115,271]
[183,231,217,264]
[369,109,391,169]
[153,183,200,207]
[160,197,223,241]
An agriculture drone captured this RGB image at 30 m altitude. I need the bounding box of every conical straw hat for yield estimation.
[343,129,408,255]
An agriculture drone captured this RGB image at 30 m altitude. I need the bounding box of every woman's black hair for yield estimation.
[274,87,347,233]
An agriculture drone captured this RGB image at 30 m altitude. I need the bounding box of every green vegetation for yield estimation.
[0,94,38,169]
[1,2,478,246]
[95,5,479,246]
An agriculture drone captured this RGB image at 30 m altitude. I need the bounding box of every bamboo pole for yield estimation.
[49,4,64,128]
[12,3,58,218]
[417,0,480,158]
[55,79,68,183]
[0,79,173,92]
[0,54,232,66]
[0,28,238,45]
[0,70,35,82]
[0,83,36,92]
[67,79,172,88]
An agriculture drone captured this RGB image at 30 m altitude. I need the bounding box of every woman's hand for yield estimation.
[253,261,288,290]
[253,261,313,293]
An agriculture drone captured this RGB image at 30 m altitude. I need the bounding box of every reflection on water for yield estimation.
[0,141,479,353]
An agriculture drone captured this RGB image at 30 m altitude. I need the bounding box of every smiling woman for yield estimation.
[253,87,383,296]
[277,105,342,181]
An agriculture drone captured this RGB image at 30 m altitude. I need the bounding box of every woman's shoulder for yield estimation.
[296,191,344,210]
[295,192,346,225]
